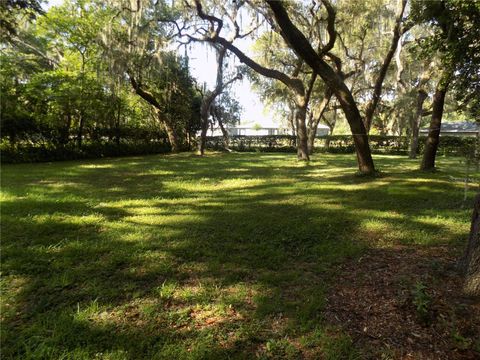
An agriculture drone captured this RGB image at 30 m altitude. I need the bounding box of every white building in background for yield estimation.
[419,122,479,137]
[207,121,330,137]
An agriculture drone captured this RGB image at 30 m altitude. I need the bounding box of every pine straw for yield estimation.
[324,246,480,359]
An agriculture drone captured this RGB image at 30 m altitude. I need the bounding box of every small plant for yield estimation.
[451,330,473,350]
[412,282,431,323]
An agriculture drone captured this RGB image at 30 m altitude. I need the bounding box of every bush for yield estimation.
[206,134,478,157]
[1,140,171,163]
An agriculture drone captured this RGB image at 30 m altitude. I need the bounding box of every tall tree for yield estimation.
[106,0,199,152]
[362,0,409,133]
[412,0,480,170]
[197,45,241,156]
[183,0,317,160]
[265,0,375,174]
[210,91,242,151]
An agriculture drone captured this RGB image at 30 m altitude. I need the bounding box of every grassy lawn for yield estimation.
[1,153,477,359]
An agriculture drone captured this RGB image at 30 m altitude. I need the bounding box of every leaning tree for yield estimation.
[104,0,199,152]
[197,44,242,156]
[180,0,321,160]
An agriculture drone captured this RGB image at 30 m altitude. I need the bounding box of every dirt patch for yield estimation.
[324,246,480,359]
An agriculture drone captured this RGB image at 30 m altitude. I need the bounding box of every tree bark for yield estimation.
[295,100,309,160]
[267,0,375,174]
[288,102,296,136]
[307,89,332,154]
[115,100,122,145]
[458,194,480,296]
[421,72,450,170]
[161,112,180,153]
[128,72,181,152]
[217,116,230,151]
[409,89,427,159]
[61,111,72,145]
[198,97,211,156]
[77,112,84,147]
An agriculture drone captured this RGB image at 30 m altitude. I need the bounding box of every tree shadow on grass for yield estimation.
[1,153,474,359]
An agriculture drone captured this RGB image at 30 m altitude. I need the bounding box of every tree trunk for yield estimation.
[115,100,122,145]
[217,117,230,151]
[409,89,427,159]
[267,0,375,174]
[161,113,180,153]
[363,0,408,133]
[197,46,241,156]
[307,125,316,155]
[294,98,309,161]
[421,73,450,170]
[288,103,296,136]
[128,73,182,153]
[307,90,332,154]
[61,111,72,145]
[77,112,84,147]
[458,194,480,296]
[198,101,210,155]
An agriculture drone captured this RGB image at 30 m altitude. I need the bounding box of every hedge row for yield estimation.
[1,141,171,163]
[2,135,477,163]
[206,135,478,156]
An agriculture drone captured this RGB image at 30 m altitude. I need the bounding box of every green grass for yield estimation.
[1,152,477,359]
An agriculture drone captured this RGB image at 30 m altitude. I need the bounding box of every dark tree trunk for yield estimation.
[295,101,309,160]
[307,112,316,155]
[162,114,180,153]
[409,89,427,159]
[197,46,240,156]
[421,74,450,170]
[200,28,309,160]
[267,0,375,174]
[307,90,332,154]
[77,112,84,147]
[458,194,480,296]
[61,111,72,145]
[288,103,296,137]
[363,0,408,132]
[128,72,181,153]
[115,101,122,145]
[198,100,210,155]
[217,117,230,151]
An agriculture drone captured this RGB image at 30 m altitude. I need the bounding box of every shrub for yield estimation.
[206,134,478,157]
[1,140,171,163]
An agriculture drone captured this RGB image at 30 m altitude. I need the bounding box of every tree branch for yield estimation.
[363,0,408,132]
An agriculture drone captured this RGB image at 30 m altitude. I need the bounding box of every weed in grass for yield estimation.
[300,327,360,359]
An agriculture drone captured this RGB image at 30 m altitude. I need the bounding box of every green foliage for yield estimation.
[211,91,242,128]
[410,0,480,117]
[0,0,44,36]
[1,0,201,155]
[0,139,171,163]
[411,282,432,323]
[205,134,478,157]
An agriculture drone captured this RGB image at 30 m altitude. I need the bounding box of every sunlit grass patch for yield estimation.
[0,153,476,359]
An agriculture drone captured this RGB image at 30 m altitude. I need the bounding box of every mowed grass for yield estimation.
[1,153,477,359]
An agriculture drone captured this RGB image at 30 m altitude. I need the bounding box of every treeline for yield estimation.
[1,1,203,159]
[0,55,202,153]
[1,0,479,171]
